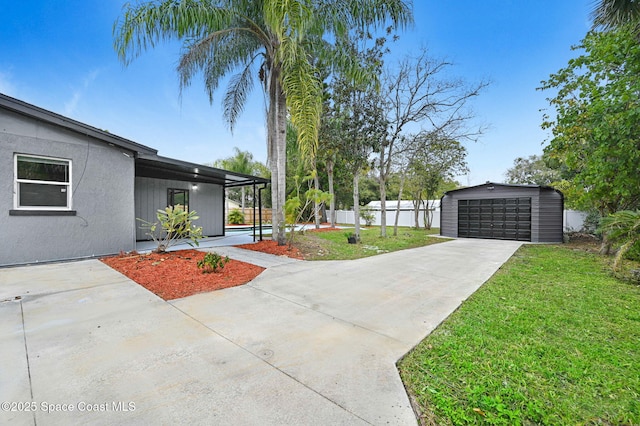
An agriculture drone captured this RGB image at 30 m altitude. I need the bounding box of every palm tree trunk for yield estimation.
[268,67,288,245]
[327,158,336,227]
[314,169,320,229]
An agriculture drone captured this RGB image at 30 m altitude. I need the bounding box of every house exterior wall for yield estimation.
[440,184,563,243]
[1,108,136,266]
[134,177,223,240]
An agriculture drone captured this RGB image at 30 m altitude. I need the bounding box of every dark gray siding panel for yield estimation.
[440,195,457,237]
[134,177,223,240]
[1,109,136,266]
[538,189,563,242]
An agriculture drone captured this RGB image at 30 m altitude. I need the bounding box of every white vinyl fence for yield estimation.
[336,209,441,228]
[336,208,588,232]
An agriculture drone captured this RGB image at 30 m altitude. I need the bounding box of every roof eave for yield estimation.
[0,93,157,156]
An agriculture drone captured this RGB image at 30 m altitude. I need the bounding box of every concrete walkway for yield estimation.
[0,238,521,425]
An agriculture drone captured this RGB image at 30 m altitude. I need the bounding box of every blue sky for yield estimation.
[1,1,592,185]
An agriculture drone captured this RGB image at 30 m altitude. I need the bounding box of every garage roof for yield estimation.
[443,182,560,194]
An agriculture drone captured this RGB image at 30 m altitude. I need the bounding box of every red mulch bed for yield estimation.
[234,240,304,259]
[100,250,265,300]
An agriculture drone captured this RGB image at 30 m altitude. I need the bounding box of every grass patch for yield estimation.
[294,226,444,260]
[399,244,640,425]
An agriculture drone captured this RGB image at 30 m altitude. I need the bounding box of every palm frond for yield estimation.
[316,0,413,38]
[179,30,262,101]
[223,59,258,131]
[264,0,315,42]
[280,39,322,161]
[114,0,233,64]
[592,0,640,29]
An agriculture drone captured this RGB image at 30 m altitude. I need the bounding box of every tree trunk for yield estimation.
[314,163,320,229]
[268,69,287,245]
[353,172,361,241]
[424,200,434,230]
[379,150,387,237]
[393,171,407,236]
[327,158,336,228]
[413,198,420,229]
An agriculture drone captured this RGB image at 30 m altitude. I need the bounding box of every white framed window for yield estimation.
[14,154,72,210]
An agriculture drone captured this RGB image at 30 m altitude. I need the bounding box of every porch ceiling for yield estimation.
[135,154,269,188]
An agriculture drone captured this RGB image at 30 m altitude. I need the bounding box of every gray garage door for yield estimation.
[458,198,531,241]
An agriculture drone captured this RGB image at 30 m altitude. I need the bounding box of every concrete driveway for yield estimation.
[0,238,521,425]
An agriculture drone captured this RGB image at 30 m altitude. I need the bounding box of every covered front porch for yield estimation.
[134,153,270,244]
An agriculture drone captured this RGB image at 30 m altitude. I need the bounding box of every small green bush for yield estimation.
[228,209,245,225]
[197,252,229,273]
[624,240,640,261]
[137,205,203,253]
[359,206,375,226]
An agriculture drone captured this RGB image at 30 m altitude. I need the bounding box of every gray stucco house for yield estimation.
[1,93,268,267]
[440,182,564,243]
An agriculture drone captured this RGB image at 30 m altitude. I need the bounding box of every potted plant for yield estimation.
[344,231,357,244]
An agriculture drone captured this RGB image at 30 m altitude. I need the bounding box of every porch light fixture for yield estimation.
[192,184,198,190]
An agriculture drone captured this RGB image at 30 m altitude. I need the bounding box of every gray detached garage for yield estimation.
[440,182,564,243]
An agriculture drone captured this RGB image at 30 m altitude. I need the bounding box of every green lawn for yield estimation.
[398,245,640,425]
[295,226,444,260]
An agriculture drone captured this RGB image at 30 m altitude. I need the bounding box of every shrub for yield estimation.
[624,240,640,262]
[137,205,203,253]
[600,210,640,271]
[197,252,229,273]
[228,209,245,225]
[359,206,375,226]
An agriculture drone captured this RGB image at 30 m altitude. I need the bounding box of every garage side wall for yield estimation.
[537,189,564,243]
[440,194,458,237]
[134,177,223,240]
[1,109,136,266]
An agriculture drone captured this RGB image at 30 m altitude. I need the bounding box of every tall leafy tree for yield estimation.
[540,26,640,217]
[504,154,560,186]
[377,47,487,237]
[327,30,389,240]
[403,131,467,230]
[113,0,412,245]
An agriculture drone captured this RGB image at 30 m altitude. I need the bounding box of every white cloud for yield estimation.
[64,69,100,116]
[0,70,17,96]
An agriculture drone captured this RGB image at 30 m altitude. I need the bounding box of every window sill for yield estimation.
[10,210,77,216]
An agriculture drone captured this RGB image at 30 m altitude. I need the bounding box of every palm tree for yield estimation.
[600,210,640,271]
[114,0,412,244]
[214,147,255,215]
[592,0,640,30]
